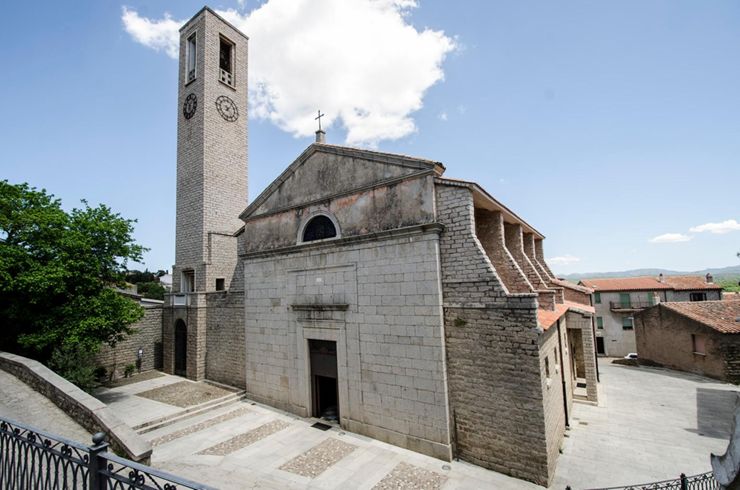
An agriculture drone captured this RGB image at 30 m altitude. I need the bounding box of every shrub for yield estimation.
[123,363,136,378]
[48,345,98,392]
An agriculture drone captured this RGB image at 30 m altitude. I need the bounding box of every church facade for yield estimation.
[160,7,598,486]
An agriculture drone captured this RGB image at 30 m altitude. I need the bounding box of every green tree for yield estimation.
[0,181,146,359]
[136,281,166,301]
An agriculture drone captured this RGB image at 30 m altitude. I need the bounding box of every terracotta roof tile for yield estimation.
[658,301,740,334]
[579,275,721,292]
[538,301,595,331]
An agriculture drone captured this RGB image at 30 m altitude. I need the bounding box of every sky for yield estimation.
[1,0,739,275]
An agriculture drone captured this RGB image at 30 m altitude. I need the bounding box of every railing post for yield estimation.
[680,473,687,490]
[88,432,110,490]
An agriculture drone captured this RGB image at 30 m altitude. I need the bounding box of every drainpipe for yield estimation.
[556,319,570,428]
[592,316,600,383]
[589,293,600,383]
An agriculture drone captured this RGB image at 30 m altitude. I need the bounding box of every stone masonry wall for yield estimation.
[206,291,246,388]
[435,182,553,486]
[635,306,737,382]
[504,223,547,290]
[534,238,557,278]
[94,306,163,379]
[472,208,532,295]
[524,233,553,281]
[539,320,569,480]
[243,227,452,460]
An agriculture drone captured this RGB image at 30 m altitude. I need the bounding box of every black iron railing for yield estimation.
[0,416,215,490]
[581,471,719,490]
[609,301,654,310]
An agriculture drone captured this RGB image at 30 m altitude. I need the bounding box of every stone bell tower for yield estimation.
[165,7,248,380]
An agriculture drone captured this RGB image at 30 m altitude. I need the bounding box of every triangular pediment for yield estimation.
[239,144,444,220]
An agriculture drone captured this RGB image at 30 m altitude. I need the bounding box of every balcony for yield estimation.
[610,301,654,312]
[171,294,191,307]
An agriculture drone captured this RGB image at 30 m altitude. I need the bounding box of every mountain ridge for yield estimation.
[557,264,740,282]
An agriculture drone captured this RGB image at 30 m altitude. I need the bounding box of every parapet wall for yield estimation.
[0,352,152,463]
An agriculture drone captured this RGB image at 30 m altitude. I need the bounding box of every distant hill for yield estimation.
[557,264,740,282]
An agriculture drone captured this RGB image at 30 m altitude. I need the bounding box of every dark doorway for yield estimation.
[596,337,605,355]
[309,340,339,421]
[174,320,187,376]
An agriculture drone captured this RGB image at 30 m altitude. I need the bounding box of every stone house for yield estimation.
[634,301,740,383]
[579,275,723,357]
[114,6,604,486]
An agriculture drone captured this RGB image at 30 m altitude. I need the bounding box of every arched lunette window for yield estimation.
[302,215,338,242]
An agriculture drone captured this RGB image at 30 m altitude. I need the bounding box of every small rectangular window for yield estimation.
[594,292,601,304]
[181,270,195,293]
[690,292,707,302]
[186,33,197,83]
[622,317,634,330]
[596,317,604,329]
[219,36,234,86]
[692,334,706,355]
[545,355,551,378]
[215,278,225,291]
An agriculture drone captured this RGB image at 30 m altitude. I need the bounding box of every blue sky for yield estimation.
[2,0,739,275]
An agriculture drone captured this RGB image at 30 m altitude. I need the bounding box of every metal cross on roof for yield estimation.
[315,110,325,131]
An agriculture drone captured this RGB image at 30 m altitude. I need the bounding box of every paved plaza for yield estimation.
[91,361,738,489]
[1,359,736,489]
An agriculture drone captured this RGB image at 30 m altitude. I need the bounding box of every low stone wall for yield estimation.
[94,306,163,380]
[0,352,152,463]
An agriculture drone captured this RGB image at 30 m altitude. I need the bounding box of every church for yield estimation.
[159,7,598,486]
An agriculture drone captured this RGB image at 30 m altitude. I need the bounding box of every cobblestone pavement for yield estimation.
[373,462,447,489]
[135,380,235,407]
[0,369,91,445]
[90,363,737,489]
[280,438,357,477]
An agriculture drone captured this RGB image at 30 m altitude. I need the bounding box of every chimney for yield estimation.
[315,129,326,144]
[706,273,713,284]
[658,273,664,283]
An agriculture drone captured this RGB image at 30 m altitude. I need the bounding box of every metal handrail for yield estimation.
[0,415,216,490]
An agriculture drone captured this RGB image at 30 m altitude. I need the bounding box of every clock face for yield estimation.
[215,95,239,122]
[183,93,197,120]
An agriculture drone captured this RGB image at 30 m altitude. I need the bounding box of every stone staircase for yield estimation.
[134,388,247,436]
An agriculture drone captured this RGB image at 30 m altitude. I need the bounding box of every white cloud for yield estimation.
[438,112,448,121]
[121,7,180,59]
[122,0,456,146]
[548,255,581,265]
[689,219,740,235]
[649,233,693,243]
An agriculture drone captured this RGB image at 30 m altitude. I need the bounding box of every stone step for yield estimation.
[134,390,246,434]
[142,398,254,442]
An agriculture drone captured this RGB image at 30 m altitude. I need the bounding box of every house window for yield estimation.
[302,215,337,242]
[622,317,634,330]
[692,334,706,355]
[596,317,604,329]
[594,292,601,304]
[690,292,707,302]
[181,270,195,293]
[545,355,551,378]
[619,293,631,308]
[219,36,234,86]
[215,278,225,291]
[186,33,197,83]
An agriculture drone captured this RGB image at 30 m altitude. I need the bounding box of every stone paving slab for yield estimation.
[199,419,290,455]
[279,438,358,478]
[372,462,447,489]
[135,380,234,408]
[0,369,91,445]
[151,406,252,447]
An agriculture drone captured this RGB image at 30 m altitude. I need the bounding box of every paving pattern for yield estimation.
[372,462,447,490]
[198,419,290,455]
[279,438,357,478]
[136,380,235,408]
[151,407,251,447]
